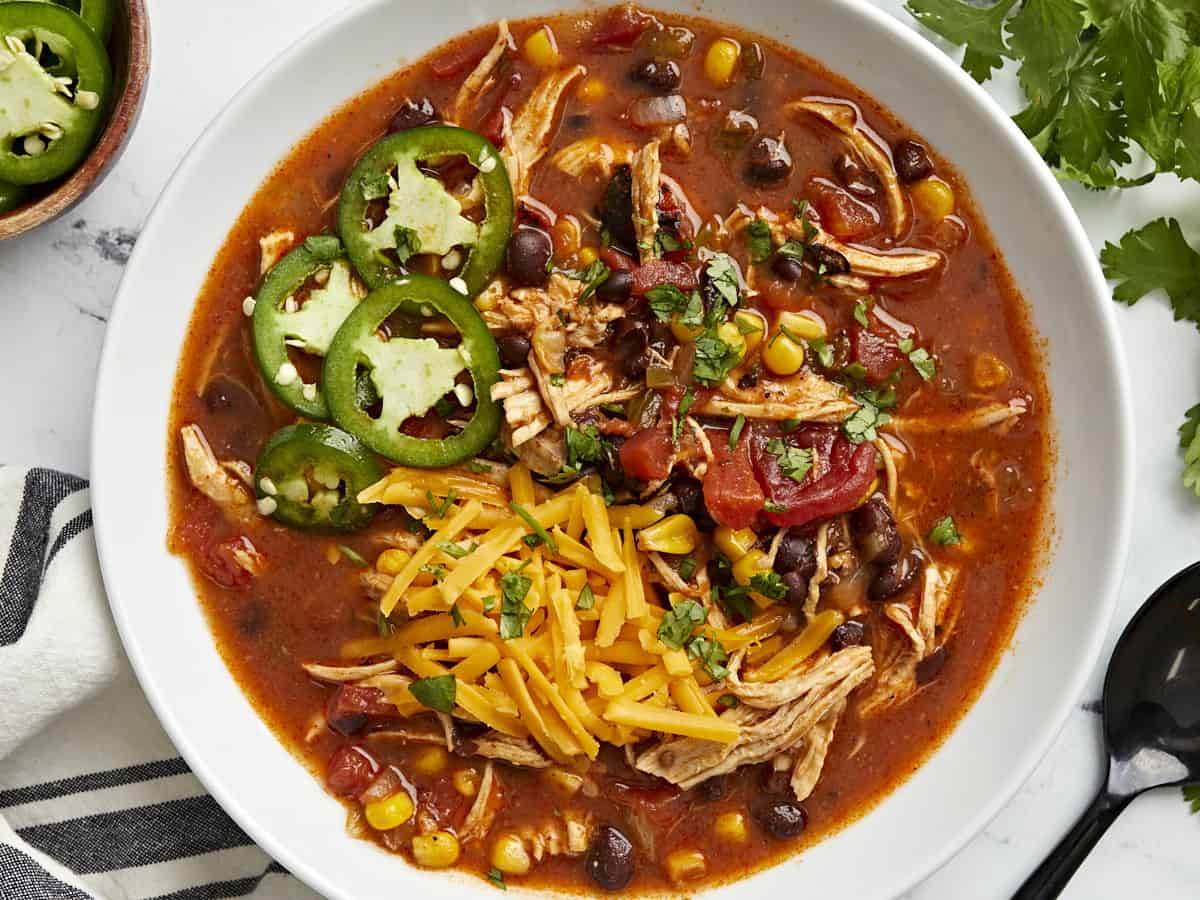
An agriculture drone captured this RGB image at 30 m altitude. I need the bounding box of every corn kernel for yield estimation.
[364,791,414,831]
[671,315,703,343]
[733,309,766,353]
[704,38,741,87]
[777,310,827,341]
[412,831,461,868]
[973,351,1010,389]
[911,176,955,221]
[716,320,747,360]
[714,810,749,843]
[577,246,598,266]
[412,745,448,776]
[732,548,769,586]
[608,504,666,529]
[475,290,499,312]
[714,526,757,561]
[544,767,585,796]
[376,549,410,576]
[762,328,805,376]
[452,767,479,797]
[577,76,607,102]
[666,848,708,883]
[637,514,699,556]
[491,832,532,875]
[524,25,562,69]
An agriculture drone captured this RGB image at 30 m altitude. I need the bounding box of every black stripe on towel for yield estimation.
[0,468,87,646]
[43,509,93,573]
[0,843,91,900]
[146,862,290,900]
[17,795,252,874]
[0,757,191,809]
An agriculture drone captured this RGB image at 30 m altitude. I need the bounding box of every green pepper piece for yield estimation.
[336,125,513,295]
[0,3,111,186]
[252,236,362,420]
[254,424,383,532]
[0,177,28,212]
[0,0,112,42]
[323,274,502,468]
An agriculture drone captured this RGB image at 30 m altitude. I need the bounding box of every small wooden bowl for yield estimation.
[0,0,149,240]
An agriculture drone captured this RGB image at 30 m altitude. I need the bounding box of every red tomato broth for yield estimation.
[167,6,1051,893]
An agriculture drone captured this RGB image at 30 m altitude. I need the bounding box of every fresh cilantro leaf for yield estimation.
[928,515,963,545]
[780,417,803,433]
[766,437,814,482]
[687,634,730,681]
[1179,404,1200,497]
[499,570,533,639]
[488,868,507,890]
[763,498,788,514]
[646,284,688,321]
[843,395,892,443]
[565,424,606,468]
[729,414,746,450]
[426,489,455,519]
[841,362,869,382]
[658,600,706,649]
[377,609,396,638]
[1101,217,1200,327]
[482,594,497,614]
[853,298,872,328]
[693,331,743,386]
[393,226,421,264]
[678,557,697,580]
[509,502,558,554]
[750,571,788,601]
[410,674,456,714]
[549,373,566,387]
[906,0,1018,82]
[436,540,470,559]
[563,260,612,303]
[705,253,742,308]
[450,604,466,627]
[908,346,937,381]
[467,460,490,474]
[718,584,754,624]
[808,338,835,369]
[419,563,446,581]
[776,239,807,261]
[303,234,342,260]
[1007,0,1086,110]
[746,218,774,263]
[654,229,687,256]
[576,583,596,610]
[673,388,695,443]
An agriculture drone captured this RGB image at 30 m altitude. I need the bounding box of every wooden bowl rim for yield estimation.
[0,0,150,240]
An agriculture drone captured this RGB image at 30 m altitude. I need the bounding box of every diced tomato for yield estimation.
[600,246,636,271]
[750,424,877,528]
[325,685,399,736]
[851,327,905,383]
[630,259,698,295]
[428,42,490,78]
[703,439,765,529]
[478,72,521,147]
[809,178,881,241]
[326,745,378,797]
[200,538,254,590]
[402,411,451,439]
[590,4,653,48]
[619,427,675,482]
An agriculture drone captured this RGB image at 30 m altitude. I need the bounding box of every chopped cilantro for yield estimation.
[654,229,688,256]
[766,438,814,482]
[908,347,936,381]
[466,460,490,474]
[488,868,507,890]
[678,557,697,580]
[482,594,497,614]
[377,609,396,638]
[843,395,892,443]
[562,259,612,303]
[928,515,963,546]
[436,540,470,559]
[808,337,835,369]
[763,498,788,514]
[576,583,596,610]
[780,417,802,433]
[853,298,872,327]
[450,604,466,627]
[750,571,788,601]
[746,218,774,263]
[841,362,869,382]
[549,373,566,387]
[687,634,730,681]
[419,563,446,581]
[499,570,533,639]
[693,331,743,386]
[409,674,456,714]
[337,544,367,567]
[657,600,706,649]
[673,387,695,443]
[776,239,807,261]
[705,253,742,308]
[426,489,456,519]
[1102,218,1200,328]
[717,583,754,624]
[510,502,558,554]
[729,414,746,450]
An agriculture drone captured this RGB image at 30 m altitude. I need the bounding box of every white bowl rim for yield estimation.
[90,1,1135,897]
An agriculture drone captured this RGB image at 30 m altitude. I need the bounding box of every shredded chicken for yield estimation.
[227,536,265,577]
[511,423,567,477]
[361,569,393,602]
[884,602,926,658]
[726,644,873,709]
[891,398,1029,434]
[552,136,634,179]
[784,218,940,280]
[918,561,957,651]
[451,21,511,125]
[302,660,398,683]
[698,371,858,423]
[788,98,910,239]
[493,368,553,447]
[258,230,295,275]
[874,436,899,511]
[805,522,831,618]
[461,732,554,768]
[365,721,449,747]
[180,425,256,523]
[528,354,615,428]
[630,139,662,261]
[790,701,844,801]
[459,762,500,844]
[636,648,873,788]
[511,810,594,860]
[500,65,586,197]
[645,550,694,595]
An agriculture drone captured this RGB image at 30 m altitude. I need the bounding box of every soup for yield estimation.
[168,5,1050,893]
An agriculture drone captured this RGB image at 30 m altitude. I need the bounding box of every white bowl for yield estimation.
[91,1,1134,897]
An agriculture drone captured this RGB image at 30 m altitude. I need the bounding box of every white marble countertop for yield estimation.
[2,0,1198,896]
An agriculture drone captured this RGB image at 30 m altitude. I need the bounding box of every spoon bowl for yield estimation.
[1016,561,1200,898]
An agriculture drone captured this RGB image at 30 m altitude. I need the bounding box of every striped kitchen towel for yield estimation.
[0,467,319,900]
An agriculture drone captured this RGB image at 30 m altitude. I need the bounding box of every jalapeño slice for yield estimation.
[252,235,363,420]
[322,274,501,468]
[336,125,513,295]
[254,424,382,532]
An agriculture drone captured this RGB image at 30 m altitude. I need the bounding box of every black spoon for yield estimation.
[1013,561,1200,898]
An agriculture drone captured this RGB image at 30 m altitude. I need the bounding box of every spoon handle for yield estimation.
[1011,789,1130,899]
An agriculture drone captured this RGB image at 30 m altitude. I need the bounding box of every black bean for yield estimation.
[851,494,901,565]
[696,775,730,802]
[831,620,865,651]
[389,97,438,132]
[601,166,638,256]
[631,57,682,93]
[506,227,553,287]
[495,333,532,369]
[201,376,259,415]
[669,476,706,519]
[894,138,934,183]
[771,254,806,282]
[781,569,808,606]
[738,370,759,389]
[585,825,635,891]
[916,646,947,684]
[774,532,816,579]
[597,269,634,303]
[870,548,925,602]
[613,319,652,379]
[753,798,808,839]
[807,243,850,275]
[746,136,792,183]
[718,109,758,141]
[759,765,792,796]
[833,152,878,199]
